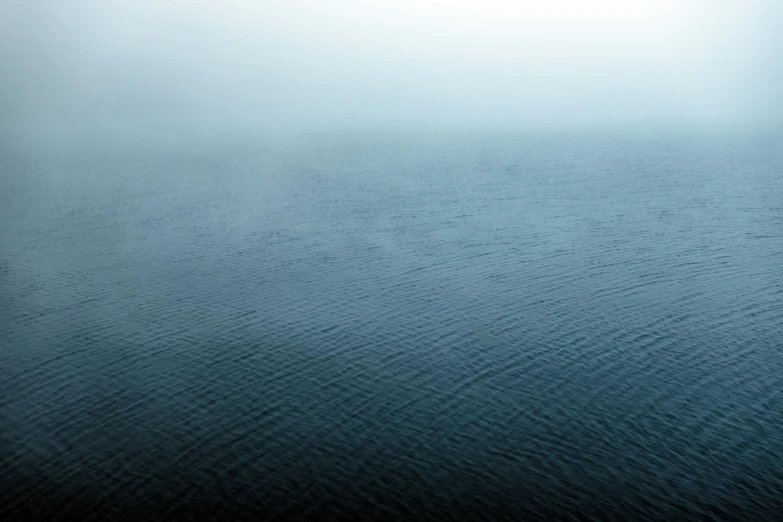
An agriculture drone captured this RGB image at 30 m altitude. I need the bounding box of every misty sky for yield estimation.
[1,0,781,137]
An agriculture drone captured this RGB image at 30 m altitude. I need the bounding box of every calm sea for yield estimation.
[2,133,782,520]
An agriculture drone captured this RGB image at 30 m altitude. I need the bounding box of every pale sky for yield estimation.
[1,0,781,138]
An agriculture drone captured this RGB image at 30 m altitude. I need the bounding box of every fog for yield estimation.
[2,0,781,142]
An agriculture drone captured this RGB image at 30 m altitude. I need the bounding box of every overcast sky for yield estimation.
[1,0,781,138]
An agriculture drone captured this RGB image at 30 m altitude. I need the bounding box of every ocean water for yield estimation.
[2,133,782,520]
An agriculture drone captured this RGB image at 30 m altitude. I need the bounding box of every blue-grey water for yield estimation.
[2,133,782,521]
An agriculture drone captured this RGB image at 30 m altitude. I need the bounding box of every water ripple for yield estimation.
[2,135,783,520]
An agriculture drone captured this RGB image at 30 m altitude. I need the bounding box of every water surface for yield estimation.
[2,133,782,520]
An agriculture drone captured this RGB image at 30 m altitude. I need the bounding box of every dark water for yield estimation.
[2,133,782,521]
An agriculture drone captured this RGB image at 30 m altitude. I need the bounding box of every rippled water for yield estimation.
[2,133,782,520]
